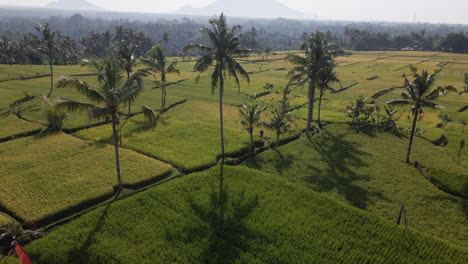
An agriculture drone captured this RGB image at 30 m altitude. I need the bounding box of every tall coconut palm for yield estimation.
[55,57,157,192]
[239,102,266,154]
[317,65,339,128]
[183,13,251,219]
[115,41,137,115]
[385,68,457,164]
[142,45,180,111]
[287,31,340,134]
[35,23,58,98]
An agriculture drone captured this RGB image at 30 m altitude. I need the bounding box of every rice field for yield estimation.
[0,50,466,262]
[25,166,468,264]
[0,133,172,223]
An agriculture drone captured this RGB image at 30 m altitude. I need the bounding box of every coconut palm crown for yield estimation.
[287,31,341,134]
[55,56,157,192]
[142,44,180,111]
[385,67,457,163]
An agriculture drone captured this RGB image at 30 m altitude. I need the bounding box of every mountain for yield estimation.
[175,0,307,19]
[46,0,104,11]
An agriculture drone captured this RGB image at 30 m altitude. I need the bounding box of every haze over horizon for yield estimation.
[0,0,467,24]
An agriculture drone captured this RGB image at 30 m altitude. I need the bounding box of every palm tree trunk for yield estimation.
[317,87,324,128]
[161,85,165,113]
[306,78,316,134]
[161,74,167,112]
[112,115,123,192]
[127,71,131,116]
[47,59,53,98]
[218,65,225,221]
[249,128,254,154]
[406,106,420,164]
[275,131,280,148]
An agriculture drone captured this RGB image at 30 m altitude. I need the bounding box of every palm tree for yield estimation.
[287,31,340,134]
[346,96,375,126]
[35,23,58,98]
[142,45,180,111]
[385,68,457,164]
[115,41,137,115]
[264,86,295,148]
[317,65,339,128]
[239,102,266,154]
[183,13,251,219]
[56,57,157,192]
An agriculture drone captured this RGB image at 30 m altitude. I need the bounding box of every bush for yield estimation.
[43,105,67,132]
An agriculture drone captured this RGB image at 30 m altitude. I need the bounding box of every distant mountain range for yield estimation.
[46,0,104,11]
[175,0,307,19]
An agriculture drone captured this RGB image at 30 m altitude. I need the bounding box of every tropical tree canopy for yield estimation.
[383,67,457,163]
[286,31,342,133]
[385,68,457,113]
[142,44,180,110]
[183,13,252,93]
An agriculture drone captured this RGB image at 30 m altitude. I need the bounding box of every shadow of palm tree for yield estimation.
[461,181,468,221]
[166,186,262,264]
[125,113,169,135]
[67,203,113,263]
[272,149,295,175]
[305,130,373,209]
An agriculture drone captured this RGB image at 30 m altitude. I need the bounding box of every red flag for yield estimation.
[14,243,33,264]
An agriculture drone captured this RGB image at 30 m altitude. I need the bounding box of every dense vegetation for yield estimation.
[1,12,468,65]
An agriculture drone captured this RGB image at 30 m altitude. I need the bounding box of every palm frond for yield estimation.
[89,106,110,121]
[55,100,97,113]
[442,85,458,93]
[194,54,214,73]
[57,76,104,103]
[142,105,158,128]
[183,44,212,54]
[210,64,222,94]
[286,54,307,66]
[386,99,412,106]
[166,60,180,75]
[225,56,250,87]
[120,72,145,103]
[420,101,444,109]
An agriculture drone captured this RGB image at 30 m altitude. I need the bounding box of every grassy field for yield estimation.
[0,64,94,82]
[75,100,304,172]
[0,213,15,227]
[0,87,43,140]
[288,51,467,163]
[0,50,466,261]
[25,165,468,264]
[0,132,172,223]
[243,124,468,247]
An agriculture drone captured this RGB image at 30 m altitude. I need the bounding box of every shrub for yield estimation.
[42,98,67,132]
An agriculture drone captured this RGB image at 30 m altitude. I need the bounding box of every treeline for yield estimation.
[1,13,468,65]
[342,28,468,52]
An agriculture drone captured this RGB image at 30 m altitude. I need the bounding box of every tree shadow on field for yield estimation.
[461,181,468,221]
[127,114,169,134]
[306,130,373,209]
[272,149,295,175]
[166,186,263,264]
[66,203,113,264]
[242,148,295,175]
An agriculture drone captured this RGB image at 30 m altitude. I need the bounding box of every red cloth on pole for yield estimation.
[14,243,33,264]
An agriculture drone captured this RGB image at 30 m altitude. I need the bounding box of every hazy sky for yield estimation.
[0,0,467,24]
